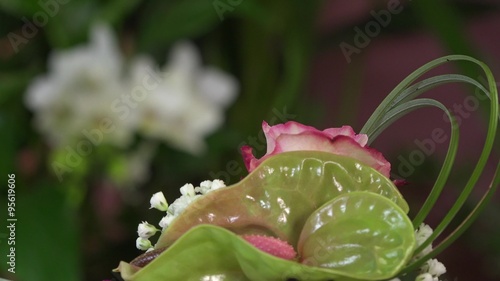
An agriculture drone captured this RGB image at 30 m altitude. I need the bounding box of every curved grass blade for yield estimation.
[361,56,460,138]
[359,55,498,274]
[404,58,499,271]
[403,159,500,274]
[364,98,459,234]
[361,55,493,140]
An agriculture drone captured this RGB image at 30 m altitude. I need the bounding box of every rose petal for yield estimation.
[241,121,392,178]
[241,145,258,172]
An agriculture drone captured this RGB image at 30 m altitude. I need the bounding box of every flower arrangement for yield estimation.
[111,55,499,281]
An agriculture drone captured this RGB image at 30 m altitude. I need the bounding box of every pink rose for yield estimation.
[241,121,391,178]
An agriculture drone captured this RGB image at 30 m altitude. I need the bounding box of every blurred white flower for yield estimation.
[129,41,238,154]
[25,24,136,147]
[26,27,238,157]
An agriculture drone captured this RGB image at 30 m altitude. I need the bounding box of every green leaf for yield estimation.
[43,0,96,48]
[0,0,41,16]
[0,69,38,105]
[97,0,143,25]
[157,151,408,250]
[299,192,415,280]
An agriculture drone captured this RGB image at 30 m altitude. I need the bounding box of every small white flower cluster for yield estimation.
[414,223,434,259]
[415,259,447,281]
[136,179,226,251]
[414,223,447,281]
[135,221,159,251]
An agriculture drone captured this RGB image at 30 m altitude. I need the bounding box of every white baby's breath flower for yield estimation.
[411,223,447,281]
[210,179,226,191]
[136,237,153,251]
[421,259,446,277]
[180,183,196,197]
[129,41,238,154]
[415,223,433,243]
[159,214,176,230]
[414,223,434,259]
[415,273,434,281]
[168,194,201,216]
[150,192,168,211]
[195,179,226,194]
[195,180,212,194]
[137,179,226,251]
[137,221,159,238]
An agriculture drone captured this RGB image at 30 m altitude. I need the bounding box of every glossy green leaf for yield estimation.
[299,192,415,280]
[157,151,408,249]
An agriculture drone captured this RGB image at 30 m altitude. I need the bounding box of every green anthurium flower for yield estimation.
[116,151,415,280]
